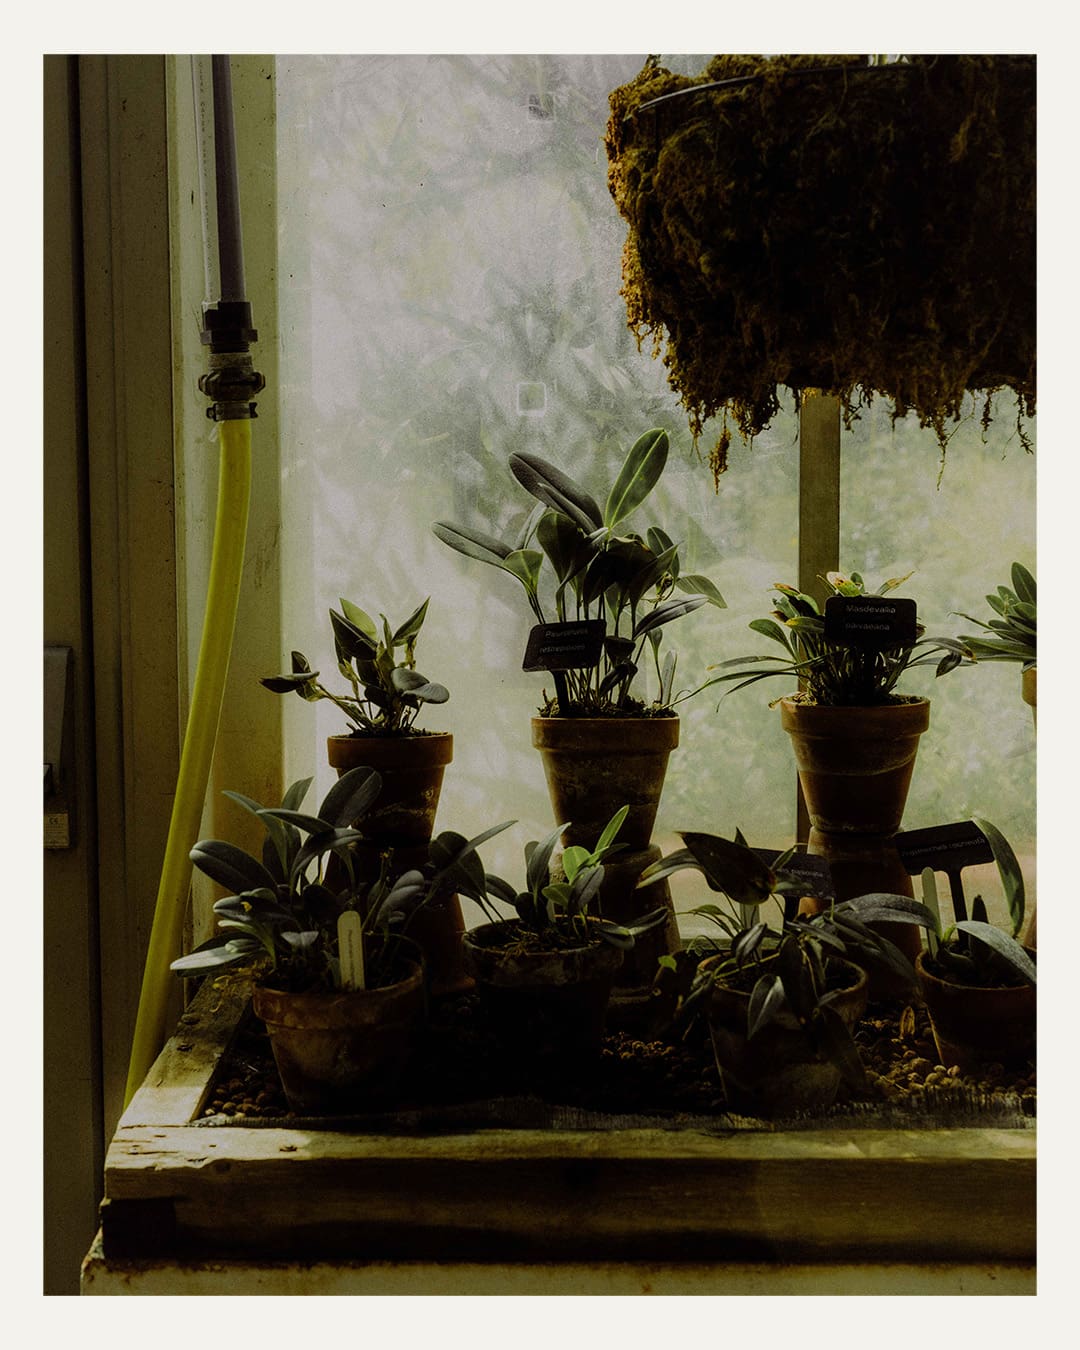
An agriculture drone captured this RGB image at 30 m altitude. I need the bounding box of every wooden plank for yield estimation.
[117,971,251,1129]
[102,1120,1035,1265]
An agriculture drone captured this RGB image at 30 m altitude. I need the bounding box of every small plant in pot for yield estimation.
[914,817,1036,1074]
[261,596,452,848]
[170,766,511,1114]
[953,562,1037,724]
[703,570,971,920]
[262,598,470,990]
[434,428,724,976]
[641,829,932,1115]
[462,805,669,1065]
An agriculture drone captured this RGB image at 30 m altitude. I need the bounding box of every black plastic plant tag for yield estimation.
[894,820,993,877]
[823,594,917,648]
[522,620,606,673]
[754,848,835,901]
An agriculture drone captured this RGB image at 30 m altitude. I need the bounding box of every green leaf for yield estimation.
[501,548,544,593]
[679,832,775,904]
[746,973,788,1038]
[526,821,568,899]
[603,428,669,529]
[537,511,593,585]
[189,839,277,895]
[560,845,591,884]
[633,594,706,638]
[431,520,514,567]
[971,817,1026,937]
[674,573,726,608]
[339,598,378,638]
[1010,563,1036,606]
[955,921,1036,984]
[593,804,629,857]
[318,764,382,829]
[509,452,603,533]
[390,597,430,645]
[748,618,796,652]
[330,608,378,660]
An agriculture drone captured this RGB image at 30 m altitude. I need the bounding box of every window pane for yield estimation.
[274,54,800,926]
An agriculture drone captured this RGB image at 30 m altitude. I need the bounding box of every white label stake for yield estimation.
[337,910,366,991]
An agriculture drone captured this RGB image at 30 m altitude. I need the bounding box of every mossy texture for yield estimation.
[605,55,1035,469]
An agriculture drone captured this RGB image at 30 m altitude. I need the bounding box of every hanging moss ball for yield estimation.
[605,55,1035,470]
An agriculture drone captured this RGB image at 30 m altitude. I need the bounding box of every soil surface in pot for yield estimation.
[198,989,1035,1130]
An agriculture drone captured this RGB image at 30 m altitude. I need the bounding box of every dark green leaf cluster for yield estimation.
[433,429,725,714]
[261,598,449,735]
[170,768,512,993]
[954,563,1036,670]
[920,816,1035,988]
[643,828,936,1087]
[478,805,669,950]
[705,570,971,706]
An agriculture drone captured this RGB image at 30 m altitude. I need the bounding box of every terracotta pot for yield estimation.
[704,954,869,1115]
[327,731,453,848]
[781,697,929,983]
[531,714,679,850]
[915,949,1036,1073]
[252,960,424,1115]
[461,920,623,1061]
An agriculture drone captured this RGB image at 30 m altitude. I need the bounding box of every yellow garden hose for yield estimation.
[124,416,253,1104]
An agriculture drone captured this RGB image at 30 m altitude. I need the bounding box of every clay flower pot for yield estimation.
[704,955,869,1116]
[327,731,469,995]
[327,731,453,849]
[461,920,624,1062]
[530,714,679,851]
[252,960,425,1115]
[915,949,1036,1073]
[780,697,930,980]
[531,714,682,986]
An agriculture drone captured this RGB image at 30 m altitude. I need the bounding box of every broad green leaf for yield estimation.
[537,510,594,584]
[593,804,630,857]
[431,520,514,567]
[501,548,544,592]
[330,608,378,660]
[509,452,603,533]
[675,573,726,608]
[561,845,591,883]
[189,839,277,895]
[1011,563,1036,606]
[603,428,669,528]
[339,598,378,638]
[633,594,706,638]
[318,764,382,829]
[746,973,788,1039]
[955,920,1036,984]
[679,832,775,903]
[972,817,1026,937]
[391,597,430,645]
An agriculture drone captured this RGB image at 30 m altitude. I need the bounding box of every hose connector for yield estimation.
[199,302,265,420]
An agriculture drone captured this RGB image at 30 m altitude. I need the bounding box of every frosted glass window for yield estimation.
[273,55,1034,929]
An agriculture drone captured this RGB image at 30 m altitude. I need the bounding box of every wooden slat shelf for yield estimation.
[97,970,1037,1276]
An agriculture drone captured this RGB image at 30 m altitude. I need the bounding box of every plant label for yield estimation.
[895,820,993,923]
[894,820,993,876]
[522,620,606,673]
[824,594,917,648]
[754,848,835,900]
[337,910,366,991]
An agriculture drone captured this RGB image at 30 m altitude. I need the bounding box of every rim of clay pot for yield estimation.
[779,695,930,737]
[462,919,624,985]
[915,947,1036,996]
[531,712,679,752]
[327,730,453,769]
[252,959,424,1030]
[702,950,869,1011]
